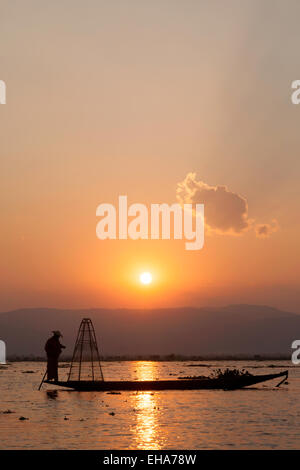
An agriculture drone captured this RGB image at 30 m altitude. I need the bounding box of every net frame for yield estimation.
[67,318,104,382]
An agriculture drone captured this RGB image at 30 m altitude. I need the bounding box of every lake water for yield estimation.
[0,361,299,449]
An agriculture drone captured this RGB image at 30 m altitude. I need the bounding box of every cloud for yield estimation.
[255,220,279,238]
[177,172,278,238]
[177,172,251,234]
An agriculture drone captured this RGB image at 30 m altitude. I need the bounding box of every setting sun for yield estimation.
[140,272,153,285]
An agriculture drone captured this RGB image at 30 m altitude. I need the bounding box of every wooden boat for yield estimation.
[44,369,288,391]
[40,319,289,392]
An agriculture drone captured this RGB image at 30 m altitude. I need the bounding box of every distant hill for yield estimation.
[0,304,299,357]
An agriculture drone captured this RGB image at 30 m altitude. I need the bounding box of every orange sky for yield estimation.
[1,1,300,312]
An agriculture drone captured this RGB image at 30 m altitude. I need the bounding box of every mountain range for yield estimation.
[0,304,299,357]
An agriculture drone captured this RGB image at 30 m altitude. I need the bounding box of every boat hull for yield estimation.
[44,370,288,391]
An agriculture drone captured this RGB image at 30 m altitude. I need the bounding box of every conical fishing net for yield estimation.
[68,318,104,381]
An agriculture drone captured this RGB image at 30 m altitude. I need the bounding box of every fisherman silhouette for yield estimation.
[44,331,66,381]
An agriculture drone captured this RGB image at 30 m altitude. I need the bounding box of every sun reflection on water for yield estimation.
[130,361,165,450]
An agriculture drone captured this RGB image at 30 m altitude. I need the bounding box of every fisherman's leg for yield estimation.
[47,360,51,380]
[53,358,59,381]
[47,357,56,380]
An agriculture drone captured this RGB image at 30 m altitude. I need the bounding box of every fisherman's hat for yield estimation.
[52,330,63,337]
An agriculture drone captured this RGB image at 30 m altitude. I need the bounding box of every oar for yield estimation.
[276,370,288,388]
[38,369,47,390]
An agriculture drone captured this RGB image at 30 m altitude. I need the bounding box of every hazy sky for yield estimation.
[1,0,300,312]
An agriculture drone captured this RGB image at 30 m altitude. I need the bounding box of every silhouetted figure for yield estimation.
[45,331,66,381]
